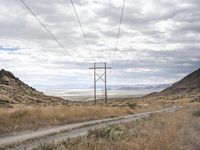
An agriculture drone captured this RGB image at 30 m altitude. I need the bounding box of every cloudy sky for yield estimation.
[0,0,200,90]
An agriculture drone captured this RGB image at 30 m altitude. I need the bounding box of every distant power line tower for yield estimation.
[89,62,111,104]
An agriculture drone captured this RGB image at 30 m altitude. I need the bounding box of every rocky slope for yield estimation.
[0,69,68,105]
[159,68,200,97]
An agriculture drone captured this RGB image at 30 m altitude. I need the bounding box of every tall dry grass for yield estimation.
[0,105,132,136]
[36,106,195,150]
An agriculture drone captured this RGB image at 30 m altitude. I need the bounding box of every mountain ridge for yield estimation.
[0,69,68,105]
[158,68,200,97]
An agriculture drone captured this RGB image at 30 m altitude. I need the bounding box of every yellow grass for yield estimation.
[0,105,132,136]
[35,103,200,150]
[0,97,177,137]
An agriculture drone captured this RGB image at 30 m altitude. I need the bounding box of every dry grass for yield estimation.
[0,96,179,137]
[0,105,133,136]
[35,103,200,150]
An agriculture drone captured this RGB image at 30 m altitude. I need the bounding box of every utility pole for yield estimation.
[94,62,96,104]
[104,62,107,104]
[89,62,111,104]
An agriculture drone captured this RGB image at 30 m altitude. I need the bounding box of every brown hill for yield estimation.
[0,69,68,105]
[159,68,200,97]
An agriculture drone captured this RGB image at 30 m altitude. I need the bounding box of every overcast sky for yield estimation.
[0,0,200,89]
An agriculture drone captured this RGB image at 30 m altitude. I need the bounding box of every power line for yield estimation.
[20,0,81,66]
[113,0,126,59]
[70,0,95,62]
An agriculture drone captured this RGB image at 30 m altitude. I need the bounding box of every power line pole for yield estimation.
[104,62,107,104]
[94,62,96,104]
[89,62,111,104]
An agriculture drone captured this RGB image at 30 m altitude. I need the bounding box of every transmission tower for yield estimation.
[89,62,111,104]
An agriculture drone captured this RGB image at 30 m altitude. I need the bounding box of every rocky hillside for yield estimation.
[0,69,68,105]
[159,68,200,97]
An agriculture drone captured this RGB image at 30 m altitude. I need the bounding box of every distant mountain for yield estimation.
[0,69,68,104]
[117,84,170,91]
[34,84,89,91]
[158,68,200,97]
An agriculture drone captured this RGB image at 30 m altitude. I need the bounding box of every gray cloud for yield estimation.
[0,0,200,88]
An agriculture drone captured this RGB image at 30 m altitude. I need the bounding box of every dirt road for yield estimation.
[0,106,182,150]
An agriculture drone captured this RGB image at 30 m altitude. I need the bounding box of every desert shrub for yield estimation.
[191,97,200,102]
[127,103,137,109]
[193,110,200,117]
[34,143,58,150]
[87,125,125,141]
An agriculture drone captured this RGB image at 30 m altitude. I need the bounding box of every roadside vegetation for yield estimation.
[34,103,200,150]
[0,105,132,136]
[0,98,180,137]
